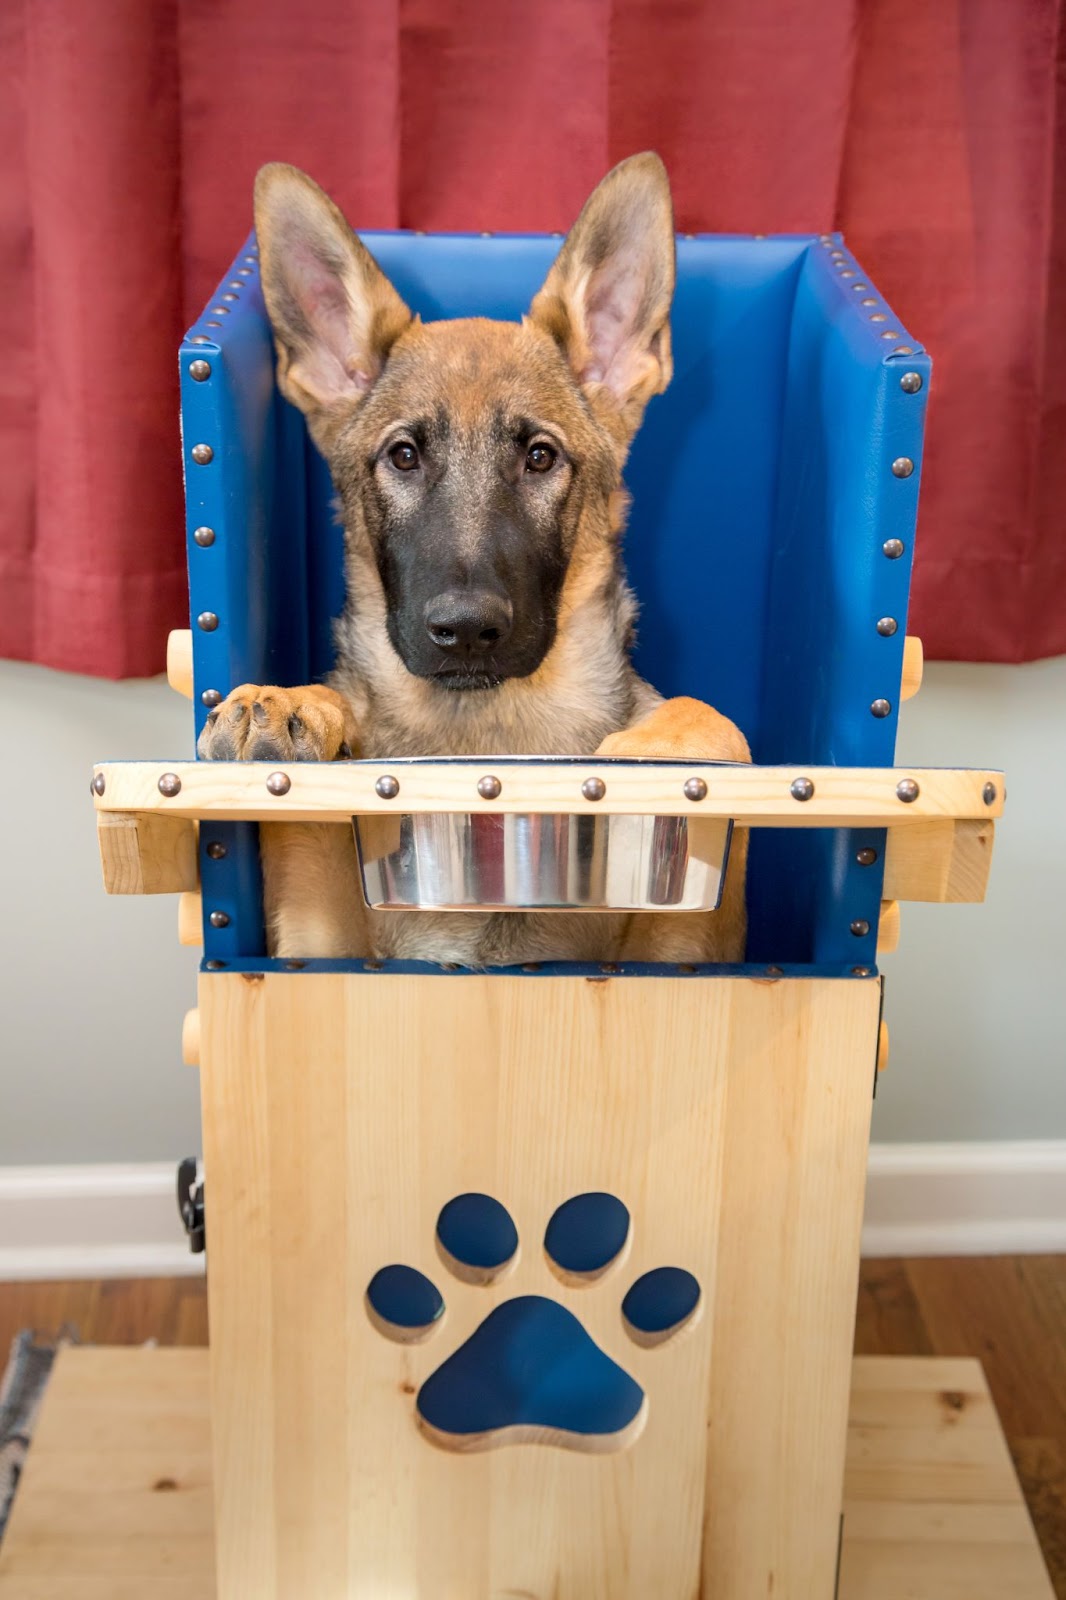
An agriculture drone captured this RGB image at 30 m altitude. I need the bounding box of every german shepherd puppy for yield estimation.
[197,154,751,965]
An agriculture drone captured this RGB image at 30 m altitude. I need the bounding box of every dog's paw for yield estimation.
[196,684,358,762]
[597,696,751,764]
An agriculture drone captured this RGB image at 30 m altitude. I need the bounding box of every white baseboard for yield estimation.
[0,1164,204,1281]
[861,1140,1066,1256]
[0,1145,1063,1280]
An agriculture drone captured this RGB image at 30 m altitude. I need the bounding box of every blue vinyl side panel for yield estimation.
[180,237,311,960]
[747,237,931,964]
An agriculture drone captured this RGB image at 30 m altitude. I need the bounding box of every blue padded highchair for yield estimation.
[91,226,1004,1600]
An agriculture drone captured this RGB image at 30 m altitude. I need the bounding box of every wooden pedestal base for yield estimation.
[0,1347,1053,1599]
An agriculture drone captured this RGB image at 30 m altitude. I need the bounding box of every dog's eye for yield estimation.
[525,443,557,473]
[388,441,420,471]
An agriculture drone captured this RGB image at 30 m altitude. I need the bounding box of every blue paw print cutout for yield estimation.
[365,1192,701,1452]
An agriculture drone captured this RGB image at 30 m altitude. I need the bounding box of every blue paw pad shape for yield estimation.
[418,1295,645,1447]
[366,1192,702,1454]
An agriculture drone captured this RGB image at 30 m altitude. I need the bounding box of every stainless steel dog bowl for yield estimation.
[354,810,732,913]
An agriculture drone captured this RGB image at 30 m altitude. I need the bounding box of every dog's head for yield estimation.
[255,156,675,692]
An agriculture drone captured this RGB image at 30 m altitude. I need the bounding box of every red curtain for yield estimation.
[2,0,1063,677]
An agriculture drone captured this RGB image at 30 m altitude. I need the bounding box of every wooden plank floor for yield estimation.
[0,1259,1062,1595]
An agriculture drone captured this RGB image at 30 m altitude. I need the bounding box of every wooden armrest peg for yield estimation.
[182,1008,200,1067]
[900,636,923,701]
[876,900,900,956]
[178,891,204,947]
[167,629,194,699]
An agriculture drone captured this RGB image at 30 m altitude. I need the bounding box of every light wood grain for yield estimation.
[90,759,1006,826]
[901,634,924,700]
[883,817,996,903]
[97,813,198,895]
[197,971,878,1600]
[0,1349,1053,1599]
[877,1018,889,1075]
[877,899,901,955]
[167,629,194,699]
[177,891,203,947]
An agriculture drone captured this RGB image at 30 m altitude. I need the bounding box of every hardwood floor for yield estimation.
[1,1257,1063,1595]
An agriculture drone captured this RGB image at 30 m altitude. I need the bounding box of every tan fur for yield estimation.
[198,156,752,965]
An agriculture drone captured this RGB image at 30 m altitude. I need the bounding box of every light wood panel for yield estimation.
[0,1349,1053,1599]
[877,899,901,955]
[91,759,1006,826]
[97,813,198,896]
[198,972,878,1600]
[883,817,996,903]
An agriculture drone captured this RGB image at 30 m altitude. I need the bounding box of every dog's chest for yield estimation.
[367,907,631,967]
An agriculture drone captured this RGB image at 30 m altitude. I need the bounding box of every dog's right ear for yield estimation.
[254,164,412,432]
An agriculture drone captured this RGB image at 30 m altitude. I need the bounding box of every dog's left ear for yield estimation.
[528,153,675,445]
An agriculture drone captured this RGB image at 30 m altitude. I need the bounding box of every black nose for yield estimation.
[424,591,513,657]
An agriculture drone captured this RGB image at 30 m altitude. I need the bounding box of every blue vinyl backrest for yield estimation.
[180,231,929,968]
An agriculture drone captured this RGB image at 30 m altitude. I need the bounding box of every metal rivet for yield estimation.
[683,776,708,802]
[441,962,461,972]
[891,456,915,478]
[197,611,219,631]
[819,233,833,242]
[550,230,563,238]
[870,698,892,718]
[243,255,257,264]
[479,230,493,238]
[892,345,915,357]
[883,538,905,559]
[896,778,920,803]
[870,313,887,323]
[850,919,870,937]
[600,963,621,974]
[582,776,606,802]
[211,306,230,315]
[266,772,291,796]
[983,781,997,805]
[881,331,900,340]
[189,334,211,344]
[221,293,238,303]
[201,688,222,708]
[227,281,244,290]
[91,772,106,796]
[677,964,697,974]
[856,847,878,866]
[414,230,426,237]
[790,776,815,802]
[191,443,214,465]
[189,359,212,382]
[830,249,845,259]
[236,266,253,276]
[204,321,222,328]
[193,525,215,547]
[477,775,502,800]
[209,910,231,929]
[765,964,784,978]
[206,841,227,860]
[375,774,400,799]
[851,965,872,977]
[364,959,383,971]
[522,963,542,973]
[876,616,898,636]
[841,269,855,278]
[286,959,307,970]
[861,297,878,307]
[205,959,226,970]
[900,371,922,393]
[852,283,868,292]
[158,772,182,797]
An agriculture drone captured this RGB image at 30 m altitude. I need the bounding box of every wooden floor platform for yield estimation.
[0,1347,1054,1599]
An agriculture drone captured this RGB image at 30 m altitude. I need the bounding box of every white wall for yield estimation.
[0,654,1062,1167]
[0,662,200,1165]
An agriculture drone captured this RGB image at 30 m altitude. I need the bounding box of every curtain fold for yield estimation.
[1,0,1062,676]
